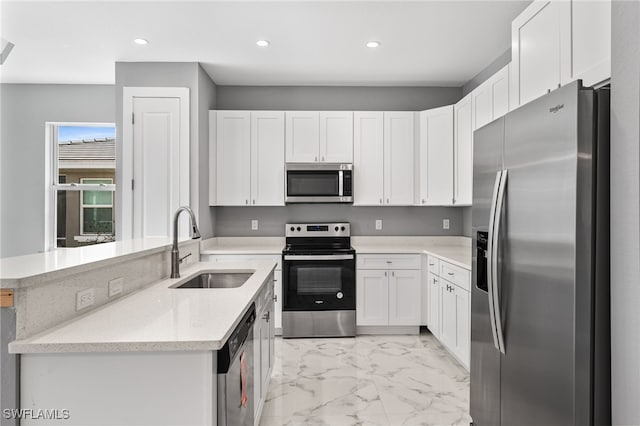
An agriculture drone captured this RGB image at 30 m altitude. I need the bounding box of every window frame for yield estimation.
[45,122,116,250]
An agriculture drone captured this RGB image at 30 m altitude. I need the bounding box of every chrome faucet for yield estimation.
[171,206,201,278]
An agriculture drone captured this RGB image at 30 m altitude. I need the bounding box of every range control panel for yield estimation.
[285,223,350,237]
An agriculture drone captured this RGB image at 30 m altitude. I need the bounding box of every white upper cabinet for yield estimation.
[561,0,611,88]
[286,111,353,163]
[215,111,251,206]
[384,112,415,205]
[416,106,454,206]
[473,65,510,130]
[319,111,353,163]
[285,111,320,162]
[511,0,610,108]
[354,112,384,205]
[212,110,284,206]
[454,94,473,206]
[251,111,285,206]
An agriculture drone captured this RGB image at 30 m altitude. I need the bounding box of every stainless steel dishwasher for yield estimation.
[217,304,256,426]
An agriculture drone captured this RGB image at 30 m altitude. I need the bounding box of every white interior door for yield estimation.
[124,87,189,240]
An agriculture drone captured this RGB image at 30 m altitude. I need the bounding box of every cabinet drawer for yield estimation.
[439,261,470,291]
[426,255,440,275]
[357,254,421,270]
[201,254,281,270]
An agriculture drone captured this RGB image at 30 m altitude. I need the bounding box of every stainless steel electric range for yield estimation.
[281,223,356,338]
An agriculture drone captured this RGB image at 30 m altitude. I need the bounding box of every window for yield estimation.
[46,123,116,249]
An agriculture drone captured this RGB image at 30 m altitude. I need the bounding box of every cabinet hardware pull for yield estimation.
[385,271,387,277]
[386,198,389,204]
[392,271,395,277]
[315,156,318,161]
[429,263,434,266]
[245,200,248,205]
[252,200,255,204]
[386,261,392,264]
[448,272,454,276]
[380,198,383,204]
[273,295,277,302]
[422,199,425,204]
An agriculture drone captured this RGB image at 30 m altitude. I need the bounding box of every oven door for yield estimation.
[283,254,355,310]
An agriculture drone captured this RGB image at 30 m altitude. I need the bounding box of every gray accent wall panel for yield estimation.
[610,1,640,424]
[216,86,462,111]
[0,84,115,258]
[462,48,512,96]
[215,206,462,237]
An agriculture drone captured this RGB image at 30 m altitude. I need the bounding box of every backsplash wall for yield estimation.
[215,205,463,236]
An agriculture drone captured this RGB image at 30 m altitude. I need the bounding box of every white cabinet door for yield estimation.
[427,273,441,338]
[491,65,510,120]
[356,269,389,326]
[274,270,282,333]
[251,111,285,206]
[440,280,457,352]
[388,270,421,326]
[353,112,384,206]
[216,111,251,206]
[285,111,319,162]
[512,1,569,107]
[384,112,415,205]
[454,285,470,369]
[562,0,611,87]
[319,111,353,163]
[417,106,454,206]
[454,94,473,205]
[472,82,492,131]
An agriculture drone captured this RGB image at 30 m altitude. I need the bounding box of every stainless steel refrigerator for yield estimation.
[470,81,610,426]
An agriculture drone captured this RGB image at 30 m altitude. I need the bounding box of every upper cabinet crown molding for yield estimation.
[511,0,611,109]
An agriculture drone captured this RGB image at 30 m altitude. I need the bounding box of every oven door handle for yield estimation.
[283,254,354,261]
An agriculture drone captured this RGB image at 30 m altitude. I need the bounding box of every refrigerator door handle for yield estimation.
[487,170,503,353]
[492,169,508,354]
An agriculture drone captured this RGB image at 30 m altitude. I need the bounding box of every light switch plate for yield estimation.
[443,219,450,230]
[109,278,124,297]
[375,220,383,230]
[251,220,258,231]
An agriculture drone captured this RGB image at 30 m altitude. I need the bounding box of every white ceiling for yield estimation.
[1,1,530,86]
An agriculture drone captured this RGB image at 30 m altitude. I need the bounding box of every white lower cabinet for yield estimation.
[426,257,470,370]
[254,280,275,424]
[356,255,421,327]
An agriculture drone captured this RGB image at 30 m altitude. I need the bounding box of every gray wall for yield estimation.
[114,62,217,240]
[610,1,640,424]
[0,84,115,257]
[215,206,462,237]
[462,48,512,96]
[216,86,462,111]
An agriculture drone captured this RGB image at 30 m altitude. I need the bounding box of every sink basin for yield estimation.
[174,272,253,289]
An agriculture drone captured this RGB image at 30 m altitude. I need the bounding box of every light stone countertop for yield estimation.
[9,260,276,354]
[200,236,471,269]
[200,237,285,255]
[0,238,196,288]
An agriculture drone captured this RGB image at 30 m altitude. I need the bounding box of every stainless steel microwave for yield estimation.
[285,163,353,203]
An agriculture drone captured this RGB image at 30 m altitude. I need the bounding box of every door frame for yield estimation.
[121,87,189,239]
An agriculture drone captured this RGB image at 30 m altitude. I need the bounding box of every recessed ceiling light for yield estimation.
[134,38,148,45]
[366,41,381,48]
[256,40,270,47]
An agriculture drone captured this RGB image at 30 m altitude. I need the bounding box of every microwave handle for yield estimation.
[338,170,343,197]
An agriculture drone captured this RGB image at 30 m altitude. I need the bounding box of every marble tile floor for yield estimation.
[260,331,471,426]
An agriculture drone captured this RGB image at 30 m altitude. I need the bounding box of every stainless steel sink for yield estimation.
[174,272,253,289]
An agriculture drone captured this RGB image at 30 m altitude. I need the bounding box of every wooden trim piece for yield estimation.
[1,289,14,308]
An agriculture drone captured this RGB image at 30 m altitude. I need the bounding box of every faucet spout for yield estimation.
[171,206,201,278]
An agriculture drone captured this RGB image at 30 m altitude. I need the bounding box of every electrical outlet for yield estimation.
[76,288,95,311]
[109,278,124,297]
[251,220,259,230]
[443,219,450,230]
[375,219,383,230]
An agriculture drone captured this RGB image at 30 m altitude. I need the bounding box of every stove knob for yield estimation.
[290,226,295,232]
[336,292,344,299]
[341,226,346,231]
[335,226,339,232]
[296,226,301,231]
